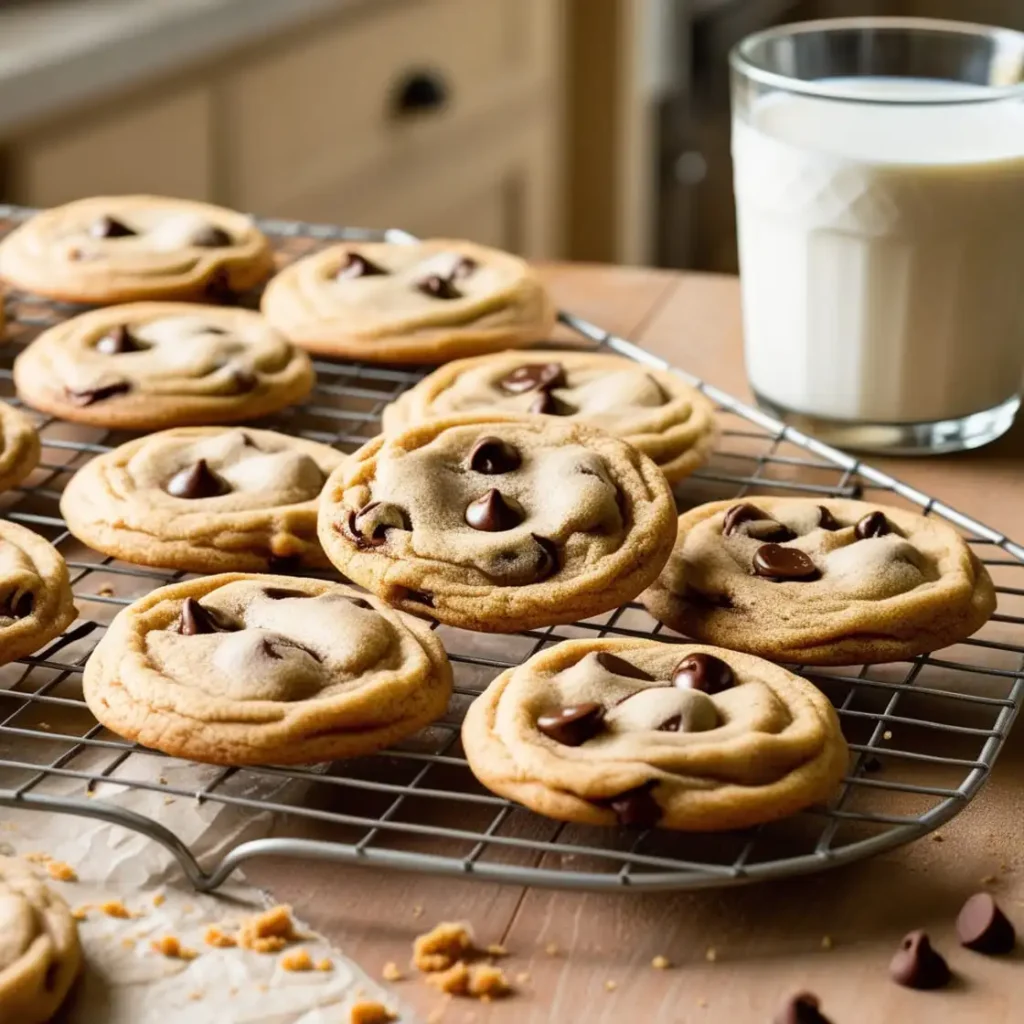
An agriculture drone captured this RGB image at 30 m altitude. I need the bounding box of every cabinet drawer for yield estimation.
[220,0,555,212]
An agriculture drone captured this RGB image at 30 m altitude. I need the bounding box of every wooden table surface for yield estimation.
[246,264,1024,1024]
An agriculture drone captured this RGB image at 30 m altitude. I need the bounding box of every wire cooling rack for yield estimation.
[0,206,1022,894]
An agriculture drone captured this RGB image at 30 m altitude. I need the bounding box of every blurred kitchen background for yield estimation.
[0,0,1019,271]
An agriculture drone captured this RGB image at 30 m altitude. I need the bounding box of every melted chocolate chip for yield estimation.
[532,534,560,581]
[65,380,132,406]
[261,636,322,662]
[96,325,147,355]
[537,703,604,746]
[594,651,654,681]
[89,215,136,239]
[773,992,832,1024]
[192,225,233,247]
[855,511,890,540]
[229,368,258,393]
[889,931,951,989]
[336,252,387,280]
[499,362,566,395]
[178,598,232,636]
[405,589,434,607]
[345,596,373,610]
[451,256,478,280]
[529,391,575,416]
[204,269,237,304]
[417,274,461,300]
[344,502,408,548]
[262,587,310,600]
[817,505,841,531]
[957,893,1016,954]
[166,459,230,499]
[722,503,769,535]
[1,590,33,619]
[468,437,521,474]
[672,652,734,694]
[658,715,683,732]
[465,489,523,532]
[752,544,819,581]
[606,783,661,828]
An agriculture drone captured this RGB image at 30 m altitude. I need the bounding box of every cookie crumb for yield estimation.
[545,941,560,956]
[316,958,334,972]
[280,948,314,972]
[412,905,424,918]
[933,834,944,843]
[349,1002,397,1024]
[485,943,507,957]
[982,874,998,885]
[121,938,135,950]
[239,904,299,953]
[159,776,168,785]
[153,894,166,907]
[426,962,471,996]
[72,905,91,921]
[651,954,671,969]
[204,926,237,949]
[604,980,618,992]
[188,991,203,1002]
[413,921,473,972]
[151,935,198,960]
[382,961,404,981]
[515,971,531,985]
[467,964,509,999]
[821,935,834,950]
[101,900,133,919]
[705,947,717,962]
[45,860,77,882]
[882,730,892,740]
[98,586,114,597]
[25,851,51,864]
[37,721,51,731]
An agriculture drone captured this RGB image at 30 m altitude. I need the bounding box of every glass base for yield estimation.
[751,392,1021,456]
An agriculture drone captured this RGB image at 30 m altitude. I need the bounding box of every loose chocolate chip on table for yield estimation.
[336,252,387,280]
[532,534,560,580]
[417,274,461,300]
[528,391,575,416]
[773,992,832,1024]
[96,325,147,355]
[855,511,890,540]
[165,459,231,500]
[262,587,311,600]
[465,489,524,532]
[594,651,654,681]
[65,380,132,406]
[672,652,734,694]
[537,703,604,746]
[89,215,136,239]
[499,362,566,395]
[468,437,522,474]
[191,225,233,247]
[1,590,33,619]
[752,544,819,581]
[722,503,770,536]
[957,892,1016,954]
[178,598,232,636]
[451,256,478,280]
[606,783,661,828]
[817,505,841,531]
[889,930,951,989]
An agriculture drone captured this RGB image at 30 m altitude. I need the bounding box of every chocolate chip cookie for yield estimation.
[318,415,678,632]
[642,498,996,665]
[462,638,848,830]
[0,520,77,667]
[382,350,718,483]
[0,195,274,304]
[0,400,40,494]
[84,574,453,764]
[61,427,343,573]
[261,240,556,363]
[0,856,82,1024]
[13,302,315,429]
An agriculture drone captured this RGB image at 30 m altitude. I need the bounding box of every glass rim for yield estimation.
[730,16,1024,105]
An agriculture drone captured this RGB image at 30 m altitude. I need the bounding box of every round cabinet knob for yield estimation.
[392,69,450,117]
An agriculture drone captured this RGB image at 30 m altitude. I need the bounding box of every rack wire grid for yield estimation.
[0,206,1021,895]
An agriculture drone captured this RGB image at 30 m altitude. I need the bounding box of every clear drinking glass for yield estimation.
[730,18,1024,454]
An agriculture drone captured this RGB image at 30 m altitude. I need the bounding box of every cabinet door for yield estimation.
[11,89,213,207]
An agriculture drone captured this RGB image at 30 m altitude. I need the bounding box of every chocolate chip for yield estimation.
[229,368,258,393]
[537,703,604,746]
[683,586,732,609]
[204,269,237,303]
[336,252,387,280]
[672,652,734,694]
[468,437,521,474]
[262,587,310,600]
[499,362,566,395]
[889,930,951,989]
[855,511,890,539]
[722,503,770,535]
[451,256,478,280]
[532,534,560,580]
[405,589,434,607]
[178,598,232,636]
[817,506,841,531]
[89,215,136,239]
[417,274,461,300]
[465,489,524,532]
[594,651,654,681]
[1,590,33,619]
[752,544,819,581]
[192,225,233,247]
[346,596,373,610]
[529,391,575,416]
[65,380,131,406]
[346,501,408,547]
[957,892,1016,954]
[261,636,322,662]
[96,325,147,355]
[606,783,661,828]
[773,992,832,1024]
[658,715,682,732]
[166,459,230,499]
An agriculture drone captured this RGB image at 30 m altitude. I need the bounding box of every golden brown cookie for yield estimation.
[261,240,556,363]
[641,498,996,665]
[0,856,82,1024]
[60,427,343,573]
[13,302,314,429]
[317,415,678,632]
[84,574,453,765]
[382,350,718,482]
[0,195,273,304]
[462,638,848,831]
[0,521,76,667]
[0,401,40,494]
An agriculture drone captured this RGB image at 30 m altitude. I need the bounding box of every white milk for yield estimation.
[732,80,1024,424]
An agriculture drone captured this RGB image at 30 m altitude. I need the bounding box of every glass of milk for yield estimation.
[730,18,1024,453]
